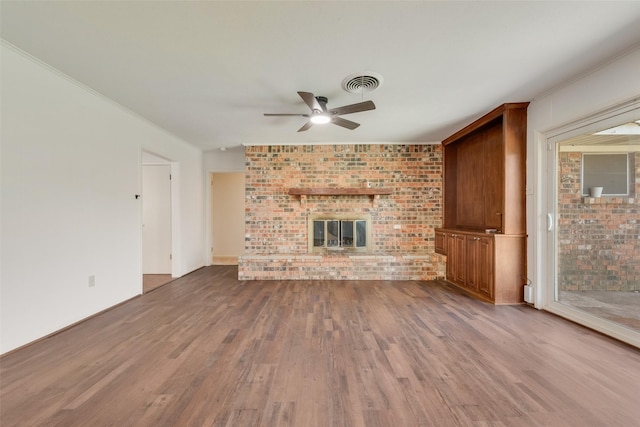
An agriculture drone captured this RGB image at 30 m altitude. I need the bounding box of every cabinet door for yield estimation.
[446,233,466,284]
[466,236,480,292]
[467,235,495,298]
[435,231,446,255]
[476,236,494,298]
[452,234,467,285]
[445,233,456,281]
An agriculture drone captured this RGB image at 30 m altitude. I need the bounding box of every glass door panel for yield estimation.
[554,117,640,334]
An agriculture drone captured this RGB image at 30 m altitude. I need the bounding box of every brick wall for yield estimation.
[238,144,445,280]
[558,152,640,291]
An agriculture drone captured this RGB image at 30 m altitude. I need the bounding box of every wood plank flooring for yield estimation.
[2,266,639,426]
[143,274,174,293]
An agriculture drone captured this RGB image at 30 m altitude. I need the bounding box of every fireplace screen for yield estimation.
[309,216,370,252]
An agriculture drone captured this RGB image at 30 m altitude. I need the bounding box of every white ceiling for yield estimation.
[2,1,640,152]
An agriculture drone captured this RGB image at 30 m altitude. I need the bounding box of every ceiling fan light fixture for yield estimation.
[310,114,331,124]
[264,91,374,131]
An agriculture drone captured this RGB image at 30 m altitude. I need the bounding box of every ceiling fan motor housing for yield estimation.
[316,96,329,110]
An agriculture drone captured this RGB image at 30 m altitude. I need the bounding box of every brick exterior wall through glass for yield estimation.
[558,151,640,291]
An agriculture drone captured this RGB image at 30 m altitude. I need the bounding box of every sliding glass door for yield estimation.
[547,104,640,346]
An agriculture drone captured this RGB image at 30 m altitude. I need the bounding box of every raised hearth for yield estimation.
[238,253,445,281]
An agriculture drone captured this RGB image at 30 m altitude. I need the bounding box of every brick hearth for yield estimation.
[238,253,445,281]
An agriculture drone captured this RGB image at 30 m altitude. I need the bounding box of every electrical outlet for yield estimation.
[88,275,95,287]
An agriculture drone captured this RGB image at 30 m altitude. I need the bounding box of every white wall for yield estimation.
[527,44,640,308]
[0,43,205,354]
[203,147,245,172]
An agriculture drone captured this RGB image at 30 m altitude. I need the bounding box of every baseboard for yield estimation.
[212,256,238,265]
[0,294,141,358]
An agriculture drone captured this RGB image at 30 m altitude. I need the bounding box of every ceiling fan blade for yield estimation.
[329,100,376,116]
[264,113,309,117]
[297,121,314,132]
[297,91,322,112]
[331,116,360,130]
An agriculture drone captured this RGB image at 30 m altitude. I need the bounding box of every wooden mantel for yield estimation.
[288,187,393,204]
[288,187,393,196]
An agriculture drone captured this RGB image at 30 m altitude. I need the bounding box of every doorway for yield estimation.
[142,152,174,292]
[210,172,245,265]
[546,103,640,347]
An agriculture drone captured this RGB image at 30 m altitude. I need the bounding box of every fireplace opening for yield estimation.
[308,214,371,252]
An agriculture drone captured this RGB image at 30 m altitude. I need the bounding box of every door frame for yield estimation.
[208,171,246,265]
[142,163,172,274]
[141,150,180,285]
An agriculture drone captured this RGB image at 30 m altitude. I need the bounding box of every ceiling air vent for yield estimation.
[342,72,383,94]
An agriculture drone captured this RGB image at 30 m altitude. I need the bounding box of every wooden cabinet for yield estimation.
[435,230,524,304]
[441,103,527,234]
[435,103,528,304]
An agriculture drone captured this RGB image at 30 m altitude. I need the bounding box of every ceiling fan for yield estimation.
[264,91,376,132]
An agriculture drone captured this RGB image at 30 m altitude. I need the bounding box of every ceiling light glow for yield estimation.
[310,114,331,124]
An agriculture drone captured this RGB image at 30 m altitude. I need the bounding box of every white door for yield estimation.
[142,165,172,274]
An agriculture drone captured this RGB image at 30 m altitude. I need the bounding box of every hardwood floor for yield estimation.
[2,266,639,426]
[143,274,174,293]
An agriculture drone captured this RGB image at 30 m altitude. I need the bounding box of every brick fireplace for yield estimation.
[238,144,445,280]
